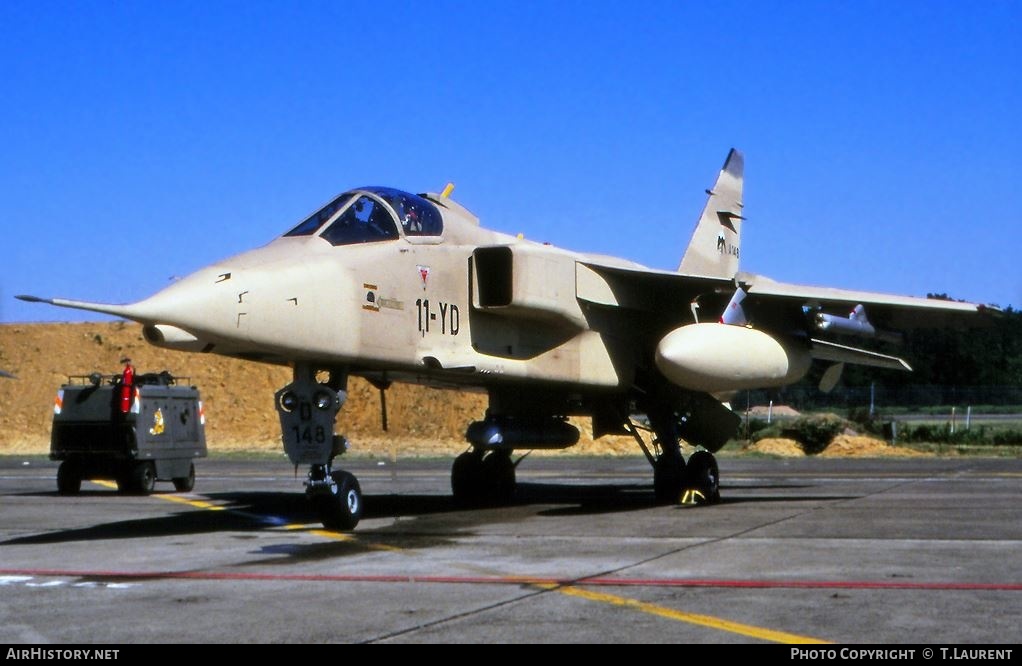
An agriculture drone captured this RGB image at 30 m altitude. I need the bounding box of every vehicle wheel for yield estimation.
[481,451,516,505]
[56,461,82,495]
[451,450,484,506]
[313,471,362,531]
[131,462,156,495]
[653,453,686,504]
[172,463,195,492]
[686,450,720,504]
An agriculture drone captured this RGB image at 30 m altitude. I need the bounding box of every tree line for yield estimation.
[761,303,1022,409]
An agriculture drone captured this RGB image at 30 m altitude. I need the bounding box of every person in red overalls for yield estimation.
[119,357,134,414]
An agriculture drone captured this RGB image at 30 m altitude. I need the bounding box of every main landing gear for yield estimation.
[627,412,721,506]
[451,449,516,507]
[276,364,363,531]
[447,412,576,506]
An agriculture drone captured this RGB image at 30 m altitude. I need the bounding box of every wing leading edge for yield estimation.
[736,273,994,330]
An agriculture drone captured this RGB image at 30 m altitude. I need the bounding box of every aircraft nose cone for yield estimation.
[134,264,239,331]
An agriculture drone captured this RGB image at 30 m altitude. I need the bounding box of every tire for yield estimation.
[314,471,362,531]
[653,453,686,505]
[451,450,485,506]
[686,450,720,504]
[56,461,82,495]
[131,462,156,495]
[481,451,516,506]
[172,463,196,492]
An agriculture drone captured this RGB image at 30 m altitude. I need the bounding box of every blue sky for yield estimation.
[2,0,1019,323]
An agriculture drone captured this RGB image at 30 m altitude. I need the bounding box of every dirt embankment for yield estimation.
[1,322,923,459]
[0,322,639,457]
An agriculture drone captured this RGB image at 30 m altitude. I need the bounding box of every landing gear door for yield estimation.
[275,379,341,465]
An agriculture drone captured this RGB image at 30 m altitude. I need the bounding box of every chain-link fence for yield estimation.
[744,385,1022,412]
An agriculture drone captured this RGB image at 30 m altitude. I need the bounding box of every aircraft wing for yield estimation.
[737,272,994,330]
[576,261,993,330]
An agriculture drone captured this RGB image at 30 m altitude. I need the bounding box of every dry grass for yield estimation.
[748,437,805,457]
[819,434,928,458]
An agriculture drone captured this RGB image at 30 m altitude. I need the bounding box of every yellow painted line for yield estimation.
[556,585,831,644]
[298,525,403,551]
[283,522,356,543]
[154,494,227,511]
[89,479,401,551]
[91,480,225,511]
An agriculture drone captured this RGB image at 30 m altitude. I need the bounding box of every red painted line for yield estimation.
[1,568,1020,591]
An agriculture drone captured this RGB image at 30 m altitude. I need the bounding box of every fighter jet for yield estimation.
[18,149,992,530]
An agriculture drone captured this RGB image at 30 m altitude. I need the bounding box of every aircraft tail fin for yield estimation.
[677,148,744,278]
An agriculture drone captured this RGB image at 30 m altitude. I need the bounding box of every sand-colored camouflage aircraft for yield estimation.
[19,149,992,530]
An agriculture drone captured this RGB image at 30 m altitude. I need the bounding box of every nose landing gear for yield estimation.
[276,364,363,531]
[307,464,363,530]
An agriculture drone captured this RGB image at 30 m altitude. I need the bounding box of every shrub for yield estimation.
[785,413,848,454]
[750,424,784,442]
[991,429,1022,445]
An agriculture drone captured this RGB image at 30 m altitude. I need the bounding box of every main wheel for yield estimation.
[685,451,720,504]
[131,462,156,495]
[314,471,362,531]
[172,463,196,492]
[653,454,686,505]
[451,450,485,506]
[56,461,82,495]
[481,451,516,506]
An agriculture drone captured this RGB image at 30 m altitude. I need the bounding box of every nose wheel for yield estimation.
[308,466,362,531]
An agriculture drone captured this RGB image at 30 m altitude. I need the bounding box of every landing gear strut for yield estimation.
[626,408,721,506]
[276,364,363,531]
[653,451,686,505]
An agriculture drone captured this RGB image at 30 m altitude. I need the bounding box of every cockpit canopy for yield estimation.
[283,187,443,245]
